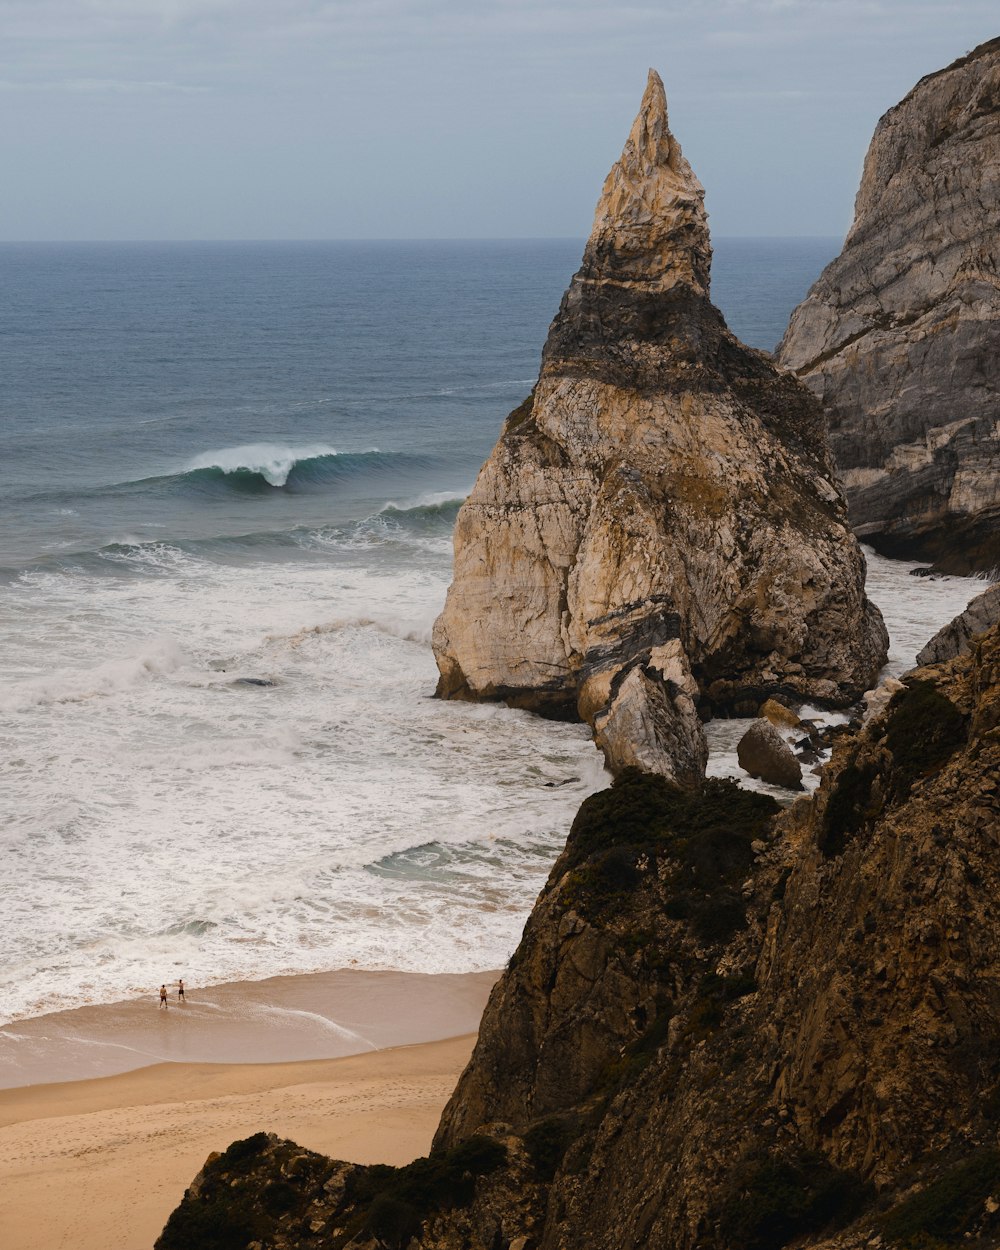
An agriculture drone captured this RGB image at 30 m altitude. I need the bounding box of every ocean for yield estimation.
[0,239,984,1027]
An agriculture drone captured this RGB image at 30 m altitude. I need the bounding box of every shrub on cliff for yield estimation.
[819,678,967,858]
[157,1134,276,1250]
[343,1135,508,1249]
[879,1147,1000,1247]
[561,769,778,941]
[715,1148,873,1250]
[883,679,967,800]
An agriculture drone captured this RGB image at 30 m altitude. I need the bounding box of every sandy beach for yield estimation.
[0,970,495,1250]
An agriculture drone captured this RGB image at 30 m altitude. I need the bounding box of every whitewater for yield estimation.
[0,240,989,1027]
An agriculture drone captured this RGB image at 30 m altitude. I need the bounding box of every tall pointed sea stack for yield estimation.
[778,38,1000,573]
[433,71,887,780]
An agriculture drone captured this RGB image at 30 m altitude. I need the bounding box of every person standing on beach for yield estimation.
[159,984,168,1009]
[177,979,185,1003]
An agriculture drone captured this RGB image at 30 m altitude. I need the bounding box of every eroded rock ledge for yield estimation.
[432,70,887,782]
[777,37,1000,574]
[160,621,1000,1250]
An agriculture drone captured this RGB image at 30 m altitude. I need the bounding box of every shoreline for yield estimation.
[0,967,499,1090]
[0,968,498,1250]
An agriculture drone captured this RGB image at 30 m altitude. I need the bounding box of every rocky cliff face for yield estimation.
[160,622,1000,1250]
[777,38,1000,574]
[432,71,887,783]
[916,581,1000,665]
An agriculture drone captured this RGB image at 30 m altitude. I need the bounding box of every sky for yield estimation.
[1,0,997,240]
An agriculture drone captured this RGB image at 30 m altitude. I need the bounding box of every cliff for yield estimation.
[917,581,1000,665]
[432,71,887,782]
[777,37,1000,574]
[159,620,1000,1250]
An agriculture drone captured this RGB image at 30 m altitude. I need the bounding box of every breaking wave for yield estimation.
[100,445,432,498]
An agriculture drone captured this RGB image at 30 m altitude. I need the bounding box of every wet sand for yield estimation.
[0,969,497,1250]
[0,968,498,1088]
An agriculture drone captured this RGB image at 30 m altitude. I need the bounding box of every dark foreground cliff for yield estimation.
[159,621,1000,1250]
[778,37,1000,574]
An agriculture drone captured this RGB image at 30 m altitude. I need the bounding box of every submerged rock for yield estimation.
[737,718,803,789]
[433,70,887,782]
[778,38,1000,574]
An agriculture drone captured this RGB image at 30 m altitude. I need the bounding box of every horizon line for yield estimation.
[0,233,844,246]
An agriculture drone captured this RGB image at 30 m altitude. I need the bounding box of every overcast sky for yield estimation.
[2,0,996,240]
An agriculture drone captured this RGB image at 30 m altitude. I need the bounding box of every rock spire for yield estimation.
[432,70,887,782]
[582,68,710,293]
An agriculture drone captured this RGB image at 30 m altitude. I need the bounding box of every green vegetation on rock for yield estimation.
[884,679,967,800]
[880,1148,1000,1247]
[819,756,880,857]
[715,1148,873,1250]
[157,1133,276,1250]
[819,678,967,858]
[503,391,535,433]
[524,1113,587,1182]
[342,1135,508,1249]
[561,769,778,942]
[157,1132,508,1250]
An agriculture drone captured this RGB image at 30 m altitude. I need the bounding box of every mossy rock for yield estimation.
[819,679,967,857]
[884,679,968,800]
[504,392,535,433]
[819,756,881,857]
[716,1148,873,1250]
[561,769,778,942]
[880,1148,1000,1247]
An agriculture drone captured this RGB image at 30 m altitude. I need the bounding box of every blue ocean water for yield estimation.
[0,238,836,571]
[12,236,977,1029]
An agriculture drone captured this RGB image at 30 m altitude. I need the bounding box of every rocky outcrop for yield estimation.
[737,717,803,789]
[433,70,887,782]
[760,697,802,730]
[777,38,1000,574]
[861,674,905,723]
[917,581,1000,665]
[161,622,1000,1250]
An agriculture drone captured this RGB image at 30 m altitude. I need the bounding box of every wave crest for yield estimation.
[101,445,429,499]
[185,443,341,488]
[378,493,465,527]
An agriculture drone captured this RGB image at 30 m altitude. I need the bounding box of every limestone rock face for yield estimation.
[760,697,801,730]
[433,71,887,781]
[916,581,1000,665]
[861,674,905,723]
[777,38,1000,574]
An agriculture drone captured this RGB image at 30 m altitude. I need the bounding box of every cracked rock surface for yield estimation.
[161,624,1000,1250]
[432,70,887,781]
[778,37,1000,574]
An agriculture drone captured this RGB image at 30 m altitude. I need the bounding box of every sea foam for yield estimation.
[0,546,607,1026]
